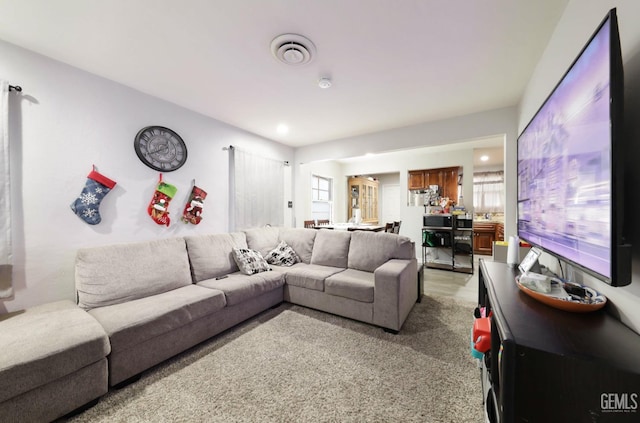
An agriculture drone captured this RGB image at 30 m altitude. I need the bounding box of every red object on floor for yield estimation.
[473,317,491,353]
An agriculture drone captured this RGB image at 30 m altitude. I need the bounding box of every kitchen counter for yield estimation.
[472,219,504,224]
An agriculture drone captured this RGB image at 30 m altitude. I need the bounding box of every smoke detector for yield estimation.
[271,34,316,66]
[318,77,332,89]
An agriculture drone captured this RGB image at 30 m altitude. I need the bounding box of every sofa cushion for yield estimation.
[325,268,375,303]
[232,248,271,275]
[284,263,345,291]
[185,232,248,282]
[278,228,317,264]
[88,285,226,352]
[347,231,415,272]
[244,226,280,258]
[0,300,110,403]
[265,241,300,267]
[310,230,352,268]
[75,237,192,310]
[197,271,284,306]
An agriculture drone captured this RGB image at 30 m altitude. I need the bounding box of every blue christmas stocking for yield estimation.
[70,166,117,225]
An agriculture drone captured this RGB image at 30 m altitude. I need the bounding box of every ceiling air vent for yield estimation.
[271,34,316,66]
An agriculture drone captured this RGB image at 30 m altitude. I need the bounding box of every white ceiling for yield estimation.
[0,0,567,147]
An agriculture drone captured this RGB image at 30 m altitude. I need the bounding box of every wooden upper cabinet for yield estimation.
[408,171,425,190]
[409,167,459,200]
[425,170,443,188]
[442,167,459,201]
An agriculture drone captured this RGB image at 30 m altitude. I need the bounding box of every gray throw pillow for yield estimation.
[265,241,300,267]
[232,248,271,275]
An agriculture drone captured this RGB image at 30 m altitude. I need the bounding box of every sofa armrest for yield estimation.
[372,258,418,331]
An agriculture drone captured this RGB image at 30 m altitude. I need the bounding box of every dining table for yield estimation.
[313,223,385,232]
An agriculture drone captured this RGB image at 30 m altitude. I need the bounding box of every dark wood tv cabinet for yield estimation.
[477,259,640,422]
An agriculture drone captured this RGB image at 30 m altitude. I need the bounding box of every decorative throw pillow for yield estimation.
[232,248,271,275]
[265,241,300,267]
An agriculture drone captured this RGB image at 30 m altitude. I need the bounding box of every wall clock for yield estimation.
[134,126,188,172]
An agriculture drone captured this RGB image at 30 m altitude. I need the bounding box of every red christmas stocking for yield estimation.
[147,174,177,227]
[182,186,207,225]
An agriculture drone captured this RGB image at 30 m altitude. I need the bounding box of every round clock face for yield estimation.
[134,126,187,172]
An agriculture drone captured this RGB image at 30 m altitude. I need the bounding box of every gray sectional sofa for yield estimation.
[0,226,417,422]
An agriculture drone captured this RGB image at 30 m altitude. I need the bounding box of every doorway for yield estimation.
[381,184,401,225]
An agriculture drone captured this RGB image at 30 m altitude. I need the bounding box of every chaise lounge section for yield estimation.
[0,300,110,422]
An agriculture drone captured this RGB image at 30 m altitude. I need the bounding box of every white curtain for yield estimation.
[473,171,504,214]
[0,81,12,298]
[229,146,284,231]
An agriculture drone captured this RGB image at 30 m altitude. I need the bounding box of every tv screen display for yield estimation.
[517,9,629,285]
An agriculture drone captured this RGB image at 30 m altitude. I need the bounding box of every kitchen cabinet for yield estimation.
[496,223,504,242]
[348,176,379,224]
[407,167,459,200]
[408,171,424,190]
[473,222,496,255]
[425,170,443,188]
[442,168,459,201]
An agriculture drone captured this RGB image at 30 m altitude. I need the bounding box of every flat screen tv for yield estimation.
[517,8,631,286]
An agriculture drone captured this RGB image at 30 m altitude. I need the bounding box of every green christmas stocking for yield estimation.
[147,174,177,227]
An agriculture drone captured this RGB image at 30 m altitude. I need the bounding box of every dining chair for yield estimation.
[384,222,394,232]
[392,221,401,234]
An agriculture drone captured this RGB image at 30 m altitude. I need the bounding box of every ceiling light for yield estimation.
[277,124,289,135]
[318,77,332,89]
[480,155,489,162]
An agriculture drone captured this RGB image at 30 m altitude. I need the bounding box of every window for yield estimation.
[311,175,332,221]
[473,171,504,214]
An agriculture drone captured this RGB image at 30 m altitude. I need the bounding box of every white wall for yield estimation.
[518,0,640,333]
[0,40,293,313]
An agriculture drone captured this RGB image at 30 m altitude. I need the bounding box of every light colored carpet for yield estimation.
[64,295,484,423]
